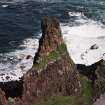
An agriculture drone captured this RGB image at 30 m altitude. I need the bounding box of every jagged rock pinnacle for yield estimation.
[34,17,63,62]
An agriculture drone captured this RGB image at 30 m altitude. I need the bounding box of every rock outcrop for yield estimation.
[76,59,105,105]
[0,17,81,105]
[34,17,63,60]
[21,17,81,105]
[93,60,105,100]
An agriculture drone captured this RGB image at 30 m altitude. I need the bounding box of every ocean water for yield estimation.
[0,0,105,82]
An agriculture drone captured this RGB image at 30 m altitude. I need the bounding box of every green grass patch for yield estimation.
[81,76,93,105]
[33,43,68,70]
[36,96,79,105]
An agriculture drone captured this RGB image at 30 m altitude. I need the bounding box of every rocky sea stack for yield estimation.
[21,17,81,105]
[0,17,95,105]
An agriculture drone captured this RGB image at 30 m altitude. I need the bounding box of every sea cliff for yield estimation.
[0,17,97,105]
[21,17,81,105]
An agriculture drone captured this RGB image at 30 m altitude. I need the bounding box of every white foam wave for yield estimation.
[1,4,8,8]
[0,0,64,4]
[0,37,39,82]
[1,11,105,82]
[68,12,88,24]
[62,12,105,66]
[63,22,105,38]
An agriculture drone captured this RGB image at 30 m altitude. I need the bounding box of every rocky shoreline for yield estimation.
[0,17,105,105]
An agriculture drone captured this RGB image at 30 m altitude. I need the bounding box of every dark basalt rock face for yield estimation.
[90,44,99,50]
[93,60,105,100]
[0,80,23,98]
[77,59,105,102]
[0,80,23,105]
[0,17,81,105]
[77,61,100,82]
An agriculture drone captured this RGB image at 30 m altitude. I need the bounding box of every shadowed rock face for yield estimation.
[93,60,105,100]
[0,17,81,105]
[77,61,99,82]
[77,59,105,104]
[0,81,23,98]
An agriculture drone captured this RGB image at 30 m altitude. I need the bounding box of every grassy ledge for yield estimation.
[33,43,68,70]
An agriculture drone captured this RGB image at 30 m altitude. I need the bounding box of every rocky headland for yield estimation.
[0,17,105,105]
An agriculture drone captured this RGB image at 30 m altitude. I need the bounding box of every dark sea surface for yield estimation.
[0,0,105,82]
[0,0,105,53]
